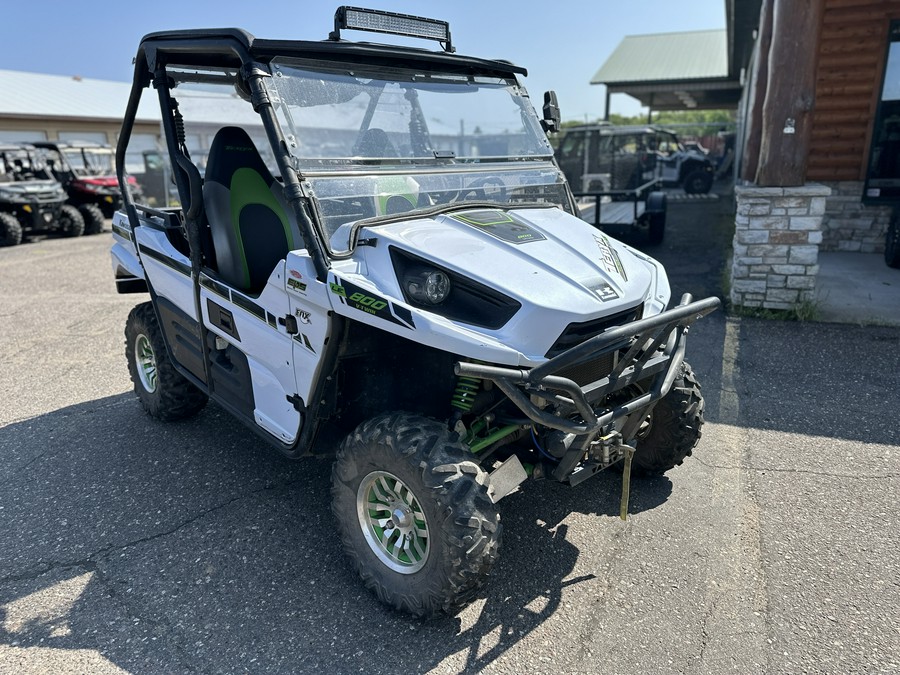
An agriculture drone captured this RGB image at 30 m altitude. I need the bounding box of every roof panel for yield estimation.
[0,69,160,122]
[591,30,729,84]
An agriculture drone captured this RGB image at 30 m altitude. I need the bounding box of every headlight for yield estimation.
[390,247,521,329]
[74,181,101,193]
[404,267,451,305]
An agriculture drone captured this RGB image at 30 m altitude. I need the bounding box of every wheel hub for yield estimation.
[390,505,412,529]
[357,471,429,574]
[134,333,158,393]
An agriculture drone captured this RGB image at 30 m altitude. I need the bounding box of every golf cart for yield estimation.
[34,140,137,234]
[112,7,719,617]
[0,144,84,246]
[556,124,716,195]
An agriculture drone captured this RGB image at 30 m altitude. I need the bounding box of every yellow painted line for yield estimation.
[719,316,741,424]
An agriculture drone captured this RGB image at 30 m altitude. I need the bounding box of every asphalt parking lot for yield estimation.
[1,201,898,674]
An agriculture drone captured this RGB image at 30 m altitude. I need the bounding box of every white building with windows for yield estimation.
[0,69,161,174]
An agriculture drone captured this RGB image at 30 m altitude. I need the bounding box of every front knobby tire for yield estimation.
[0,212,23,246]
[332,412,501,617]
[79,203,106,235]
[632,361,704,475]
[124,302,208,421]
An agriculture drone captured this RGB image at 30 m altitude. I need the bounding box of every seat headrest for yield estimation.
[205,126,273,187]
[356,128,397,158]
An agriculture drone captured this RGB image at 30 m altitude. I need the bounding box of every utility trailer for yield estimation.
[573,178,668,244]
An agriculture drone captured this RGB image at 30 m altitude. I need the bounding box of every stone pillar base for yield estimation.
[730,184,832,310]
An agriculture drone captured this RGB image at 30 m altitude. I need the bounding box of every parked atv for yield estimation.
[112,8,719,617]
[556,124,716,195]
[0,144,83,246]
[34,141,135,235]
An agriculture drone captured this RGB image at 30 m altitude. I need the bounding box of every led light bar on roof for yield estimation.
[330,6,454,52]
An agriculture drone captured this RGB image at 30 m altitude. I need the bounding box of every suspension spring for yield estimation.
[171,101,189,158]
[451,374,481,412]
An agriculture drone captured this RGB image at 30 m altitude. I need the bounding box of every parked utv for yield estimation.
[34,140,134,235]
[0,144,84,246]
[556,124,716,195]
[112,8,719,617]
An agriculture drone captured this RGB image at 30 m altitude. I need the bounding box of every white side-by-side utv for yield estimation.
[111,7,719,617]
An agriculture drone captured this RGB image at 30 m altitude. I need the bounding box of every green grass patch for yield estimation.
[728,297,821,322]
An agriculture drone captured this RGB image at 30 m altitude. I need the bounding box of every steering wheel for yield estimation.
[462,176,507,202]
[427,174,463,205]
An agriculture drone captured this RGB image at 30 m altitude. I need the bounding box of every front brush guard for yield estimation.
[454,293,720,483]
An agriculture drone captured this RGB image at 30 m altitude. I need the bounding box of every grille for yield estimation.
[29,190,61,203]
[555,352,616,386]
[545,303,644,358]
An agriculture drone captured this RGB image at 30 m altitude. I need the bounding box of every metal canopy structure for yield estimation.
[591,30,740,112]
[591,0,763,115]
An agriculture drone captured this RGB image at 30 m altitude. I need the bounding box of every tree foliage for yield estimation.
[562,110,736,137]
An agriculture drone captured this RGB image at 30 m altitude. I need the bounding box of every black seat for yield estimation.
[203,126,299,293]
[355,128,397,158]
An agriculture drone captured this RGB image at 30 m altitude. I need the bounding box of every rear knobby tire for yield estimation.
[124,302,208,421]
[632,361,704,475]
[682,169,713,195]
[0,212,22,246]
[79,203,106,235]
[58,204,85,237]
[332,412,501,617]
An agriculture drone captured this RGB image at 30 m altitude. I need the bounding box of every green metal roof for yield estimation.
[591,30,729,84]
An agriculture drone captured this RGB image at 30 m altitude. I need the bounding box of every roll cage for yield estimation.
[116,27,531,285]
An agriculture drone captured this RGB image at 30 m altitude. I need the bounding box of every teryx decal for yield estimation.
[592,234,627,280]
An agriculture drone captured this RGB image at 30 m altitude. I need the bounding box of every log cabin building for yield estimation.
[595,0,900,310]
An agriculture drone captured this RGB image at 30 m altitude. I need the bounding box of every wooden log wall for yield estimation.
[756,0,824,186]
[808,0,900,181]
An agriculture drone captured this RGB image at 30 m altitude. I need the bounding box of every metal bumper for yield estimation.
[455,293,720,439]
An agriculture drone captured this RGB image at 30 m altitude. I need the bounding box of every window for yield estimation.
[58,131,109,145]
[0,130,47,143]
[865,20,900,203]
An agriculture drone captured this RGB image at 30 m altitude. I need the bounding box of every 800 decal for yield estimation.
[349,292,387,311]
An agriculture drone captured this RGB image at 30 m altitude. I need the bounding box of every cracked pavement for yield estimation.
[1,202,898,674]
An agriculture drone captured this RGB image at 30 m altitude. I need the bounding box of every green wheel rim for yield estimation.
[357,471,429,574]
[134,334,158,393]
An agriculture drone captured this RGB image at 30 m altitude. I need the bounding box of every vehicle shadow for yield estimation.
[0,396,671,673]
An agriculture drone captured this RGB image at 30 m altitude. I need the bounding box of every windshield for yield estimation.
[63,148,114,175]
[0,149,52,181]
[267,58,569,253]
[269,59,553,167]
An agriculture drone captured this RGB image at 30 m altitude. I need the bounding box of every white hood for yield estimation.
[352,206,670,360]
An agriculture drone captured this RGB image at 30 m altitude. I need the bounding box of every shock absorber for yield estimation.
[171,101,190,159]
[451,374,481,413]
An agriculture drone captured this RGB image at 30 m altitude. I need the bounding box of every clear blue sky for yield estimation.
[2,1,725,121]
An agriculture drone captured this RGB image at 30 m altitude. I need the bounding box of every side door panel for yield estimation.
[284,251,334,405]
[199,261,301,444]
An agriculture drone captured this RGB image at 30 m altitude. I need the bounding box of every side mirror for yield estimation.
[541,90,561,133]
